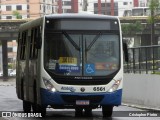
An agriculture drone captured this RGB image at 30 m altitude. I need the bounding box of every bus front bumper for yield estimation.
[40,88,122,107]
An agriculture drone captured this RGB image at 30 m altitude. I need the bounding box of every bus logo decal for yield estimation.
[61,86,76,92]
[80,87,85,92]
[85,64,95,75]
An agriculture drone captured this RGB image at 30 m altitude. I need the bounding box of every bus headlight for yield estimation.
[108,79,121,92]
[43,78,56,92]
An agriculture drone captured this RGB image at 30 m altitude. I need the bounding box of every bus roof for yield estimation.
[19,14,119,31]
[19,17,42,31]
[45,13,119,20]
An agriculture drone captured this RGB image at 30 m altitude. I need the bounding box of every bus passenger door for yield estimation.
[28,27,41,103]
[19,30,30,101]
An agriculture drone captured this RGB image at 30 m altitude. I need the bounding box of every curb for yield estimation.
[0,84,15,86]
[0,78,16,86]
[122,103,160,111]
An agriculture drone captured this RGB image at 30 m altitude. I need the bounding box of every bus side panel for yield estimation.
[16,31,29,100]
[16,18,43,103]
[26,26,42,104]
[28,53,41,103]
[16,33,21,99]
[37,50,42,105]
[16,61,26,100]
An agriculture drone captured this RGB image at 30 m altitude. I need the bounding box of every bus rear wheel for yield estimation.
[32,104,46,117]
[23,100,31,113]
[102,105,113,117]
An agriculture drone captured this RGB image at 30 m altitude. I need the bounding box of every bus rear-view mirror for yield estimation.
[123,42,129,62]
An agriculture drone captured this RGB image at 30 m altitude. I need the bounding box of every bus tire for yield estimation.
[75,108,83,117]
[102,105,113,117]
[23,100,31,113]
[84,108,92,117]
[36,104,46,117]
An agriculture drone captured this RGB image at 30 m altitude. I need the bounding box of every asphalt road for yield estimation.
[0,79,160,120]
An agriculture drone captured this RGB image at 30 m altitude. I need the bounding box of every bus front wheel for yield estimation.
[102,105,113,117]
[84,108,92,117]
[35,104,46,117]
[75,108,83,117]
[32,104,46,117]
[23,100,31,113]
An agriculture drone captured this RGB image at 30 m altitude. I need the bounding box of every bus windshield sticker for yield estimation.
[48,59,57,70]
[95,63,106,70]
[59,57,77,66]
[85,64,95,75]
[59,65,80,73]
[95,63,118,70]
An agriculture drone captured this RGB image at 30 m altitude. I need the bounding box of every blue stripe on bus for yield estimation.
[40,88,122,106]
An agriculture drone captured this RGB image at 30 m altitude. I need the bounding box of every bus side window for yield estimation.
[30,29,34,59]
[20,31,27,60]
[29,27,40,59]
[33,27,38,58]
[17,33,21,59]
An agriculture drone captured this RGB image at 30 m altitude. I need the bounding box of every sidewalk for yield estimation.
[0,77,16,86]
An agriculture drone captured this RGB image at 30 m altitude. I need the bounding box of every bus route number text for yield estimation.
[93,87,105,91]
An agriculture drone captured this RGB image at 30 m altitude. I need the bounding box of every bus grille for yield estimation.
[53,79,112,85]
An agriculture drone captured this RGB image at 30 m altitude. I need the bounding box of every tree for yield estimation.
[121,21,143,35]
[121,21,144,47]
[148,0,160,45]
[148,0,160,23]
[12,11,22,19]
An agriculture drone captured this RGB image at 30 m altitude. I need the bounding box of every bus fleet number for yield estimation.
[93,87,105,91]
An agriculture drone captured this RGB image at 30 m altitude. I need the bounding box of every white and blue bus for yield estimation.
[123,7,150,17]
[16,14,128,117]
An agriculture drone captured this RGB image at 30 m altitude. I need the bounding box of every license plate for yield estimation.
[76,100,90,105]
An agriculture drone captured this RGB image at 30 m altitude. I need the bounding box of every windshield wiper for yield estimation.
[63,31,80,51]
[86,32,101,51]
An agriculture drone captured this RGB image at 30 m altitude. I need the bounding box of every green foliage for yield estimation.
[149,0,159,12]
[151,71,160,75]
[121,21,144,35]
[148,0,160,23]
[8,63,12,69]
[12,10,22,19]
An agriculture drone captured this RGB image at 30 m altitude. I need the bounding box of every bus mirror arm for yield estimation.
[123,42,129,62]
[36,36,42,49]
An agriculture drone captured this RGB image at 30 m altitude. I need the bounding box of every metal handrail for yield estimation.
[124,45,160,74]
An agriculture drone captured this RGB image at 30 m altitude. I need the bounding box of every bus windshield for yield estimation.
[44,31,120,76]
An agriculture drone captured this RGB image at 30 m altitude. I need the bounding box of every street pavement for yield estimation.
[0,77,16,86]
[0,78,160,120]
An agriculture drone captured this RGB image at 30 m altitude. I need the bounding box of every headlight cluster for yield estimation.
[43,78,56,92]
[108,79,121,92]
